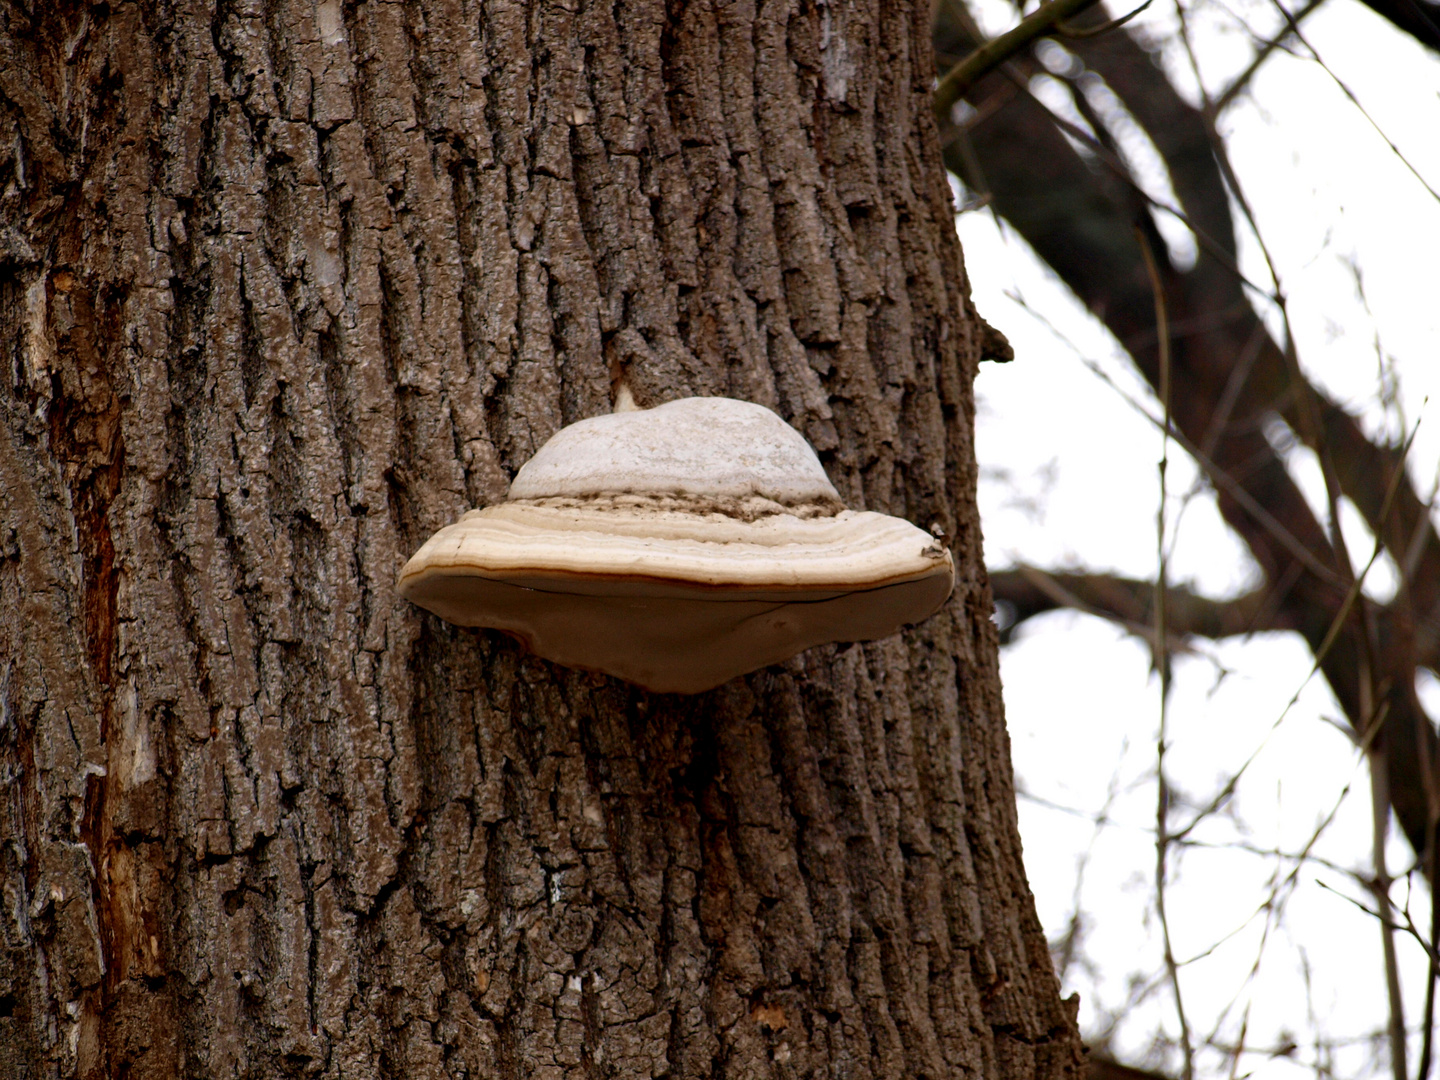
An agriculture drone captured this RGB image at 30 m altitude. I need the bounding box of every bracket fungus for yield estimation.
[399,397,954,693]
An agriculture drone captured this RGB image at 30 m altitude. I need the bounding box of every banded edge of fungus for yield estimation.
[398,396,955,693]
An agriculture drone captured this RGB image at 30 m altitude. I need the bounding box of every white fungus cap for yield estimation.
[508,396,843,505]
[399,397,954,693]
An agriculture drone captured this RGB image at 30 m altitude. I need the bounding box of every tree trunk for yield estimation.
[0,2,1079,1077]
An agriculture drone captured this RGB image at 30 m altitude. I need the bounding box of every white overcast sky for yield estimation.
[957,0,1440,1075]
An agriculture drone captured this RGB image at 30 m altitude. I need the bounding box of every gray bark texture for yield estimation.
[0,1,1081,1077]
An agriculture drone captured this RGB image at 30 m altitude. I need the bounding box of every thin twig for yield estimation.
[1053,735,1134,982]
[1213,0,1328,113]
[1107,372,1419,841]
[1166,729,1364,1073]
[1319,879,1440,965]
[1419,823,1440,1079]
[1263,0,1440,205]
[1177,778,1361,884]
[999,289,1345,591]
[1180,21,1405,951]
[1199,319,1268,462]
[1143,396,1346,591]
[992,75,1283,306]
[1221,848,1283,1079]
[1139,227,1196,1080]
[1370,751,1412,1080]
[933,0,1106,120]
[1057,0,1155,37]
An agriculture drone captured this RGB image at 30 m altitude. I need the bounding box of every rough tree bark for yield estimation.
[0,1,1080,1077]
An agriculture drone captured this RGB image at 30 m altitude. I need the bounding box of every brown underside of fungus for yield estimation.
[399,397,954,693]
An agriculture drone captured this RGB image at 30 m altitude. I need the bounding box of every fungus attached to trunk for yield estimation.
[399,397,954,693]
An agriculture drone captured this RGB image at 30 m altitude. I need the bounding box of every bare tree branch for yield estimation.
[1087,1054,1176,1080]
[937,0,1440,861]
[990,567,1280,642]
[1370,750,1411,1080]
[1057,0,1155,39]
[1214,0,1328,113]
[1353,0,1440,52]
[934,0,1106,121]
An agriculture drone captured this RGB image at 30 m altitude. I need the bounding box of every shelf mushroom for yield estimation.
[398,396,954,693]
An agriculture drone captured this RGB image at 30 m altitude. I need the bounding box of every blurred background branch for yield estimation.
[936,0,1439,860]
